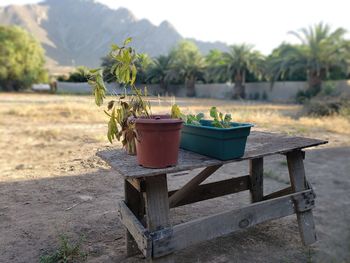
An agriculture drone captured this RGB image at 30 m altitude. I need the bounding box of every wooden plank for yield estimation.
[143,174,174,263]
[117,201,151,258]
[263,186,293,201]
[127,178,146,192]
[124,179,145,257]
[97,132,327,178]
[168,175,250,208]
[249,158,264,202]
[152,189,313,256]
[168,165,222,208]
[287,150,317,245]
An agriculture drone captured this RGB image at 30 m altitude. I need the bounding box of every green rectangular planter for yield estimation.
[180,120,253,160]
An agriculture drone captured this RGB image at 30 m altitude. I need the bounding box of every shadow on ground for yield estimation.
[0,147,349,263]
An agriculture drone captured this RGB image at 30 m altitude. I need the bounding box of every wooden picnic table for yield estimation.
[97,131,327,262]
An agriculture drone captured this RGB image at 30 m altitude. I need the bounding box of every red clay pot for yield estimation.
[135,115,183,168]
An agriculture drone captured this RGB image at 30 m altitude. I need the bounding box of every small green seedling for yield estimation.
[210,107,232,128]
[39,234,87,263]
[186,113,204,125]
[171,104,204,125]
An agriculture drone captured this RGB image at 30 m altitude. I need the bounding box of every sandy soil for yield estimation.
[0,93,349,263]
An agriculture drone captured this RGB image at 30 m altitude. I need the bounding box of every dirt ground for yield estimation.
[0,93,349,263]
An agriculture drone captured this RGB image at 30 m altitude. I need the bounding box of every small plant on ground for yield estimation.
[39,234,87,263]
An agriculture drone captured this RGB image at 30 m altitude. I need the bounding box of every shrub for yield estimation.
[40,234,87,263]
[304,98,350,117]
[262,91,268,101]
[253,92,260,100]
[58,67,88,83]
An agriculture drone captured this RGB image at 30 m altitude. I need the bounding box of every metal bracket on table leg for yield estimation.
[151,227,174,258]
[292,189,316,212]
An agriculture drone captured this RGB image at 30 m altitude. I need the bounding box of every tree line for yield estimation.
[87,22,349,99]
[1,23,350,100]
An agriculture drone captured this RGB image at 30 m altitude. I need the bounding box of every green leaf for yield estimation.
[210,106,218,119]
[171,104,182,119]
[224,114,232,122]
[123,37,132,46]
[111,44,120,51]
[196,113,204,121]
[131,64,137,85]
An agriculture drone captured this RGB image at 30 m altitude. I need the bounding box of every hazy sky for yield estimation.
[1,0,350,54]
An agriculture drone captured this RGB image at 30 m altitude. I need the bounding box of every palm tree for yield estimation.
[205,49,227,83]
[169,41,206,97]
[146,55,172,94]
[221,44,265,99]
[269,22,350,96]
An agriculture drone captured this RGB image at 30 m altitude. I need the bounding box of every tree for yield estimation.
[146,55,172,94]
[266,44,307,82]
[221,44,265,99]
[204,49,227,83]
[0,25,48,91]
[135,53,152,84]
[169,40,206,97]
[268,22,350,97]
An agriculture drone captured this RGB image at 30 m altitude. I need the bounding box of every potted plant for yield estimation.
[87,38,183,168]
[172,106,253,160]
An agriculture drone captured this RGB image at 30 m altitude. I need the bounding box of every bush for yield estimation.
[253,92,260,100]
[262,91,268,101]
[296,89,317,104]
[320,81,339,96]
[296,82,340,104]
[304,98,350,117]
[58,66,88,82]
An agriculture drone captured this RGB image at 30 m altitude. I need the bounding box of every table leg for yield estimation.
[287,150,317,245]
[249,158,264,202]
[144,174,174,263]
[124,179,145,257]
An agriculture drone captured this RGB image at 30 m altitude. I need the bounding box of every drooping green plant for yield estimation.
[86,38,151,154]
[210,107,232,128]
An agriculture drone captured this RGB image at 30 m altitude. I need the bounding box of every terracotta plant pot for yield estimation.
[135,115,183,168]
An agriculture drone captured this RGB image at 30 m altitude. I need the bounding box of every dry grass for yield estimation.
[1,93,350,138]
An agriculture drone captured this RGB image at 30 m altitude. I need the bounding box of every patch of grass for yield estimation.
[40,234,87,263]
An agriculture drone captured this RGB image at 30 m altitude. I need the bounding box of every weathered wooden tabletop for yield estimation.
[97,131,327,178]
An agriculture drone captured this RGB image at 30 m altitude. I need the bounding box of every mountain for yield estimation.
[0,0,229,73]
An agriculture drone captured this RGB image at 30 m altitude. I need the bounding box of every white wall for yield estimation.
[57,80,350,102]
